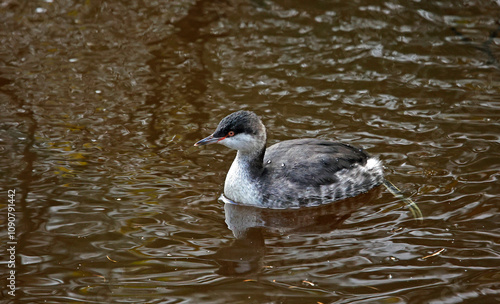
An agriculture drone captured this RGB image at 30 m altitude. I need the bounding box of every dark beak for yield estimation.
[194,134,221,146]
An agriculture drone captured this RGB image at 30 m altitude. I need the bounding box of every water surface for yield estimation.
[1,0,499,303]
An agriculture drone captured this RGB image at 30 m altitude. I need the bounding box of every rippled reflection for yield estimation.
[216,188,381,276]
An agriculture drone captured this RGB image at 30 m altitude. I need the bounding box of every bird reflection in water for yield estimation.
[210,185,383,276]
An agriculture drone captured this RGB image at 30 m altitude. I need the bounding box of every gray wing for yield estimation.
[262,139,370,187]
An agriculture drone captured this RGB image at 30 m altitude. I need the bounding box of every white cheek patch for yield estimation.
[219,133,262,152]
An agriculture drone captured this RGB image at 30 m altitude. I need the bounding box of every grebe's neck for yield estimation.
[224,143,266,206]
[234,145,266,179]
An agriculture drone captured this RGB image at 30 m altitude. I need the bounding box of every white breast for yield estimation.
[224,152,262,206]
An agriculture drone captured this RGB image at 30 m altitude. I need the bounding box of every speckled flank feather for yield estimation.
[224,156,383,209]
[318,157,384,205]
[224,139,384,208]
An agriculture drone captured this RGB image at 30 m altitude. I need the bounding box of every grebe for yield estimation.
[194,111,385,209]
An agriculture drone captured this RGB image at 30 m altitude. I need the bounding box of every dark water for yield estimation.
[1,0,500,303]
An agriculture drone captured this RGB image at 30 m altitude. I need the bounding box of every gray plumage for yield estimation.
[195,111,384,209]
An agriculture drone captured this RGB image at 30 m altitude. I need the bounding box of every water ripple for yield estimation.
[1,0,500,303]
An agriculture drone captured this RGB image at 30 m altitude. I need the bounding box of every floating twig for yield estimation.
[421,248,445,260]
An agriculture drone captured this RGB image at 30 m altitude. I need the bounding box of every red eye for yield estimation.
[228,131,235,137]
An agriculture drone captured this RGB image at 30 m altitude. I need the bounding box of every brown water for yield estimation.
[1,0,500,303]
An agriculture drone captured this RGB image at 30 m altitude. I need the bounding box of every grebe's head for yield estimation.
[194,110,266,153]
